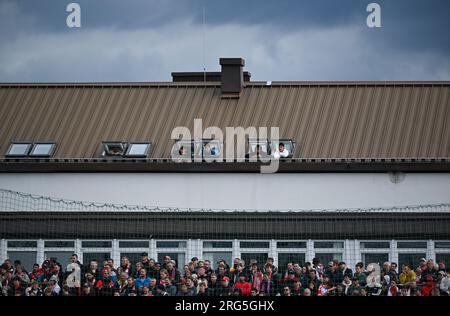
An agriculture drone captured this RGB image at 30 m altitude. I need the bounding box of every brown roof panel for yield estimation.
[0,82,449,160]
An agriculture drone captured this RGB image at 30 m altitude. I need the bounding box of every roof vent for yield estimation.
[220,58,246,98]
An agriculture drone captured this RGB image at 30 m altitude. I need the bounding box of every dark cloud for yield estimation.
[0,0,449,82]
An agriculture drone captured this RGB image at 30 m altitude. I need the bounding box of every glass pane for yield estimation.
[202,140,221,158]
[397,242,427,249]
[278,253,306,274]
[30,144,54,156]
[435,242,450,249]
[121,253,145,267]
[398,254,426,269]
[314,242,344,249]
[361,253,389,267]
[82,252,111,265]
[156,241,186,248]
[270,140,293,158]
[241,253,268,269]
[314,253,343,265]
[8,240,37,248]
[7,251,37,272]
[203,252,233,269]
[82,241,112,248]
[360,242,390,249]
[203,241,233,249]
[119,241,149,248]
[45,251,73,268]
[277,242,306,249]
[436,254,450,266]
[157,253,185,269]
[127,144,149,156]
[240,242,270,249]
[45,241,75,248]
[7,143,30,156]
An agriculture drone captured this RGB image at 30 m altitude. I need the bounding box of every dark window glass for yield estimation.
[241,253,268,269]
[7,251,37,272]
[119,241,149,248]
[361,253,389,267]
[277,242,306,249]
[8,241,37,248]
[360,242,390,249]
[45,241,75,248]
[156,241,187,248]
[397,242,427,249]
[82,241,112,248]
[240,242,270,249]
[203,242,233,248]
[44,251,73,267]
[120,253,145,266]
[157,253,185,269]
[398,254,426,269]
[314,253,343,264]
[278,253,306,274]
[435,242,450,249]
[436,253,450,266]
[314,242,344,249]
[82,252,111,265]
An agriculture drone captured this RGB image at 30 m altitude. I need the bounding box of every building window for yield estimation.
[82,252,111,265]
[278,253,306,274]
[121,253,146,266]
[240,241,270,249]
[436,253,450,265]
[435,242,450,249]
[7,240,38,248]
[398,253,426,268]
[157,253,185,269]
[82,241,112,248]
[203,241,233,249]
[156,241,186,248]
[45,241,75,248]
[29,142,56,157]
[397,242,427,249]
[203,252,233,269]
[102,141,127,157]
[5,142,32,157]
[125,142,152,158]
[314,253,343,264]
[314,241,344,249]
[241,253,268,268]
[119,241,149,248]
[44,251,74,267]
[360,242,390,249]
[269,139,295,158]
[7,251,37,272]
[361,253,389,267]
[277,242,307,249]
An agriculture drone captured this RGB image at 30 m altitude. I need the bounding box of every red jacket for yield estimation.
[234,281,252,295]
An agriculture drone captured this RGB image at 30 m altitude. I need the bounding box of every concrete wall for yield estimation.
[0,173,449,210]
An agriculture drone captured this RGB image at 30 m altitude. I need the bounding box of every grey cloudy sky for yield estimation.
[1,0,449,82]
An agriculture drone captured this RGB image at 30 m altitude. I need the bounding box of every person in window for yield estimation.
[273,143,290,159]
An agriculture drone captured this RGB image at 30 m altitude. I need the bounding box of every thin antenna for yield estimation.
[203,6,206,83]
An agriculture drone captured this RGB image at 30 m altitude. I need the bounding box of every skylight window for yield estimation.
[29,143,56,157]
[102,142,127,157]
[125,142,152,158]
[6,142,32,157]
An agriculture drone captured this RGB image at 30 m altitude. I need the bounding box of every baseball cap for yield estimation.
[420,258,427,262]
[141,252,148,257]
[222,276,230,282]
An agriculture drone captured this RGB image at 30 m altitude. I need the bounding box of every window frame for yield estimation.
[29,142,57,157]
[5,142,32,157]
[124,142,152,158]
[102,141,128,157]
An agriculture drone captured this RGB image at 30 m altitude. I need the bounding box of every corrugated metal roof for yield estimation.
[1,82,449,159]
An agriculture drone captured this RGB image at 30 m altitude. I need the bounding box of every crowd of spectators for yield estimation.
[1,253,449,296]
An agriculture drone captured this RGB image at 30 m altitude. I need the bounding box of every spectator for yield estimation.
[421,259,438,283]
[135,268,150,292]
[387,280,399,296]
[234,274,251,296]
[217,276,233,296]
[354,262,367,287]
[25,279,42,296]
[273,143,289,159]
[439,270,450,295]
[282,286,291,296]
[399,264,416,286]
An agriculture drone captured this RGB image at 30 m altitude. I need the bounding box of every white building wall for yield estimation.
[0,173,449,210]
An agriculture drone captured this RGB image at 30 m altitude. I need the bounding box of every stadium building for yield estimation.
[0,58,449,274]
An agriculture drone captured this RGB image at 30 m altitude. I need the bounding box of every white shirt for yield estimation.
[273,149,289,159]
